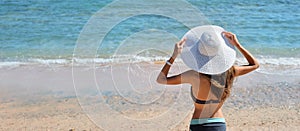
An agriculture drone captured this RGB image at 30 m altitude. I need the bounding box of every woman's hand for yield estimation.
[172,38,186,59]
[222,32,240,47]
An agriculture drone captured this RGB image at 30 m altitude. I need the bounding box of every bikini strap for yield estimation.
[190,87,220,104]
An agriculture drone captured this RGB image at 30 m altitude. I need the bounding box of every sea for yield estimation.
[0,0,299,73]
[1,1,299,129]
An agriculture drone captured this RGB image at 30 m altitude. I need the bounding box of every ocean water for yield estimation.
[0,0,299,68]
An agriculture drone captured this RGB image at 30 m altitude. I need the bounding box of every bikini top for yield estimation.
[190,87,220,104]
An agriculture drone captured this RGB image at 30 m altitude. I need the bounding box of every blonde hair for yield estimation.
[203,66,235,102]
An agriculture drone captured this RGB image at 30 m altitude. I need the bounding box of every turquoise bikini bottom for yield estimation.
[190,118,225,125]
[190,118,226,131]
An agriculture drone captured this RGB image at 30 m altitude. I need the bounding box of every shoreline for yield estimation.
[0,63,299,130]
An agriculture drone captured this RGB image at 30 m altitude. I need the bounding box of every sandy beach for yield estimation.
[1,0,300,130]
[1,96,299,131]
[0,62,299,130]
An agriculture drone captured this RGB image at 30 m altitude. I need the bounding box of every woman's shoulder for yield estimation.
[181,70,208,79]
[182,70,197,75]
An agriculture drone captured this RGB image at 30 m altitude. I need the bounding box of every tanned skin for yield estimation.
[157,32,259,119]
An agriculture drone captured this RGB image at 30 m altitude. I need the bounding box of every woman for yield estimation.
[156,25,259,131]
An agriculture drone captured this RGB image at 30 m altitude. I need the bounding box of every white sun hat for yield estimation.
[180,25,236,74]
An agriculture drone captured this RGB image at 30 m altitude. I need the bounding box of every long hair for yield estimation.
[202,66,235,102]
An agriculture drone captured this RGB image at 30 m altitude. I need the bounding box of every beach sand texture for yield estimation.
[1,0,300,130]
[0,62,299,130]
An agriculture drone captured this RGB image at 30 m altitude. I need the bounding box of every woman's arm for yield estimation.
[223,32,260,77]
[156,38,190,85]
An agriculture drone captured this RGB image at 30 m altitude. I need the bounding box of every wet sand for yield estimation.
[0,62,299,130]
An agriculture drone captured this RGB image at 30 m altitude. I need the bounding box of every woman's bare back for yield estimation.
[188,70,225,118]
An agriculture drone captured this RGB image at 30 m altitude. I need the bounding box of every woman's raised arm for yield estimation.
[156,38,191,85]
[223,32,259,77]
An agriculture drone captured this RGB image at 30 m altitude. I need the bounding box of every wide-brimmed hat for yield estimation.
[180,25,236,74]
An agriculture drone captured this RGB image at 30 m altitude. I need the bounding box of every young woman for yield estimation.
[157,25,259,131]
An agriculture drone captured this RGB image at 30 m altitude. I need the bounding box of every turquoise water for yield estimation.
[0,0,299,65]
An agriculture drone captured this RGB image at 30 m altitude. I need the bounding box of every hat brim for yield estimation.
[180,25,236,74]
